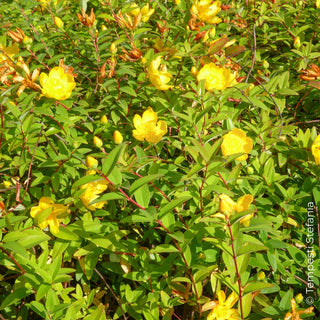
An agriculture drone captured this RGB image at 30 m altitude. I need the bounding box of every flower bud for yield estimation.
[295,293,303,304]
[191,66,198,76]
[110,43,117,54]
[100,115,108,124]
[22,36,33,48]
[294,36,301,49]
[101,25,107,31]
[93,136,103,148]
[140,56,147,64]
[262,60,269,69]
[86,156,98,169]
[247,166,254,174]
[3,181,11,189]
[54,17,64,29]
[113,130,123,144]
[257,271,265,280]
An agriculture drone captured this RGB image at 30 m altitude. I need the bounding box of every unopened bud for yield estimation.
[101,25,107,31]
[141,57,147,64]
[54,17,64,29]
[100,115,108,124]
[191,66,198,76]
[113,130,123,144]
[110,43,117,54]
[3,181,11,189]
[86,156,98,169]
[294,36,301,49]
[93,136,103,148]
[257,271,265,280]
[22,35,33,48]
[262,60,269,69]
[295,293,303,304]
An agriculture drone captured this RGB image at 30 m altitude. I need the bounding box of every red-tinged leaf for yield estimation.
[208,37,229,54]
[226,45,246,58]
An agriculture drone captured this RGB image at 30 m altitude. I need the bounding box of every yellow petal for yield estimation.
[219,194,236,215]
[225,291,239,308]
[142,107,158,123]
[236,194,253,212]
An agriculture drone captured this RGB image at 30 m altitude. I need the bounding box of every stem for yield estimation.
[0,245,26,274]
[226,220,243,319]
[157,220,202,319]
[94,268,128,320]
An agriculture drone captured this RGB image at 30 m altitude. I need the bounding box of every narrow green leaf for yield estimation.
[0,287,33,310]
[129,173,163,195]
[158,195,192,219]
[101,143,125,177]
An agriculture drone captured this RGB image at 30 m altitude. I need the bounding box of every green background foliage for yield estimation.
[0,0,319,319]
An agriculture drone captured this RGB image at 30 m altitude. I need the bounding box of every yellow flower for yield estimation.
[30,197,68,234]
[221,128,253,161]
[317,0,320,9]
[39,66,76,100]
[140,4,155,22]
[113,130,123,144]
[132,107,167,143]
[207,290,239,320]
[311,134,320,165]
[197,63,237,91]
[148,56,173,90]
[191,0,222,24]
[80,171,108,211]
[0,43,19,63]
[284,298,314,320]
[219,194,254,225]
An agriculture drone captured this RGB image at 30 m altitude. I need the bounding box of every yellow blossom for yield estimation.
[207,290,239,320]
[317,0,320,9]
[132,107,167,143]
[140,4,155,22]
[148,56,173,90]
[284,298,314,320]
[39,66,76,100]
[219,194,254,225]
[197,63,237,91]
[80,171,108,211]
[221,128,253,161]
[30,197,68,234]
[113,130,123,144]
[0,43,19,63]
[311,134,320,165]
[191,0,222,24]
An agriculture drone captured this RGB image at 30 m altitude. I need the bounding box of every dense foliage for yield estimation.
[0,0,320,319]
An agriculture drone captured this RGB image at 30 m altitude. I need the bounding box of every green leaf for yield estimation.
[0,287,33,310]
[72,174,103,189]
[243,282,274,295]
[101,143,126,177]
[158,195,192,219]
[83,304,107,320]
[129,174,163,195]
[149,244,179,253]
[237,243,269,256]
